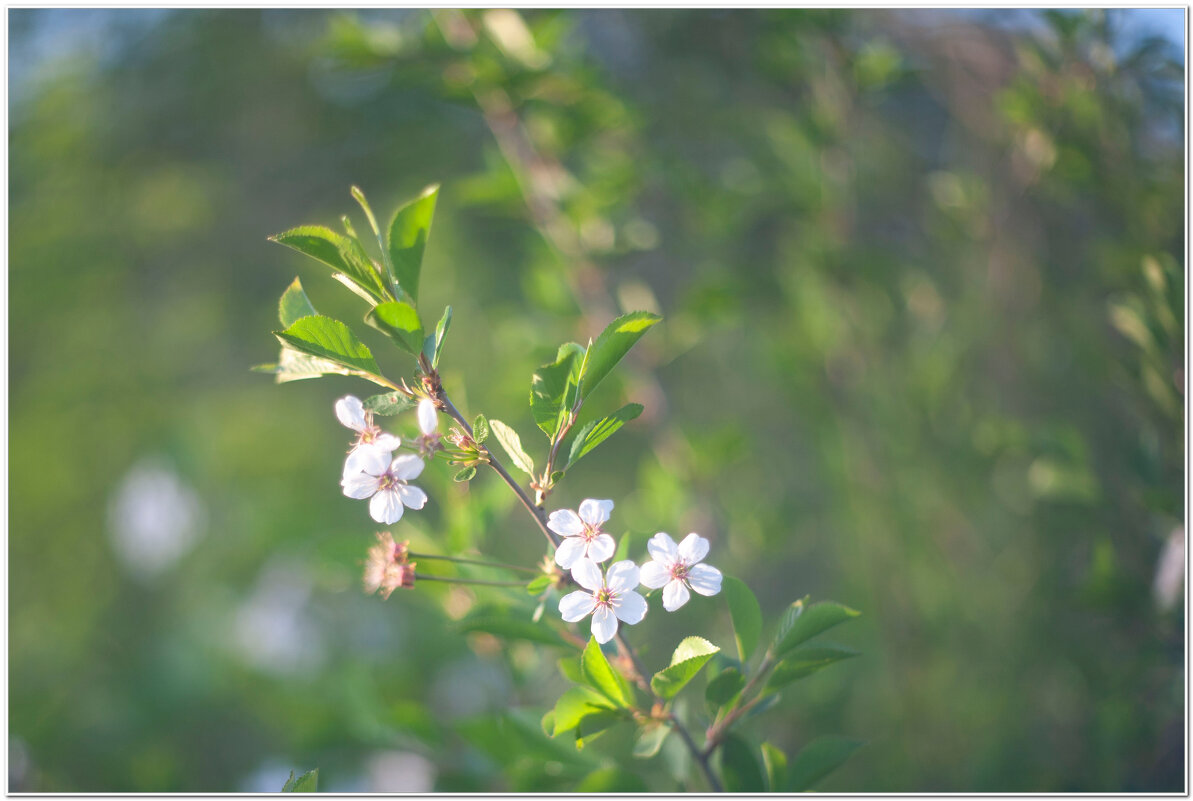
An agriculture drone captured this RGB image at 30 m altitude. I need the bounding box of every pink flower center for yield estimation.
[669,561,690,582]
[378,473,399,491]
[595,587,614,608]
[581,523,602,542]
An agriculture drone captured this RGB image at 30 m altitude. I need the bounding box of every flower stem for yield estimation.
[412,573,526,588]
[409,552,539,574]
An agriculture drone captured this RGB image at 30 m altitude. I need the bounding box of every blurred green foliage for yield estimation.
[9,8,1183,792]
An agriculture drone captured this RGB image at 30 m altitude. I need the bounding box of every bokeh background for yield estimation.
[8,8,1185,792]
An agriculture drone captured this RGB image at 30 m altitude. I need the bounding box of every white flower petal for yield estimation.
[335,395,367,431]
[547,509,584,537]
[570,557,603,591]
[591,606,618,644]
[677,533,710,565]
[687,563,723,596]
[554,537,586,570]
[346,443,392,479]
[373,433,402,453]
[578,498,614,528]
[369,488,404,524]
[391,454,425,481]
[647,532,679,565]
[586,533,616,564]
[418,398,439,436]
[396,483,428,510]
[605,560,640,593]
[342,472,381,500]
[613,590,647,625]
[639,560,670,589]
[662,579,691,612]
[559,591,597,622]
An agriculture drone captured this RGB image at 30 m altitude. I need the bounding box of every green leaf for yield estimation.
[632,721,671,759]
[489,419,536,477]
[565,403,644,470]
[540,709,555,738]
[365,300,425,355]
[580,311,662,401]
[788,736,863,791]
[773,601,861,658]
[720,734,765,792]
[270,225,388,302]
[387,184,439,304]
[281,768,318,792]
[575,710,623,748]
[363,391,416,416]
[575,767,648,792]
[761,742,787,792]
[705,667,745,711]
[473,413,490,444]
[274,315,380,375]
[525,574,552,595]
[557,656,583,684]
[530,344,583,437]
[253,347,355,384]
[457,609,567,647]
[550,686,613,736]
[432,305,452,367]
[580,637,635,708]
[278,277,318,327]
[722,576,763,663]
[766,646,859,690]
[453,466,477,483]
[651,636,719,700]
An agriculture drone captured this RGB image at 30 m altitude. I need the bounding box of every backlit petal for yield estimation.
[373,433,402,453]
[346,444,391,479]
[687,563,723,596]
[677,533,710,565]
[342,472,380,500]
[578,498,614,528]
[547,509,584,537]
[559,591,597,622]
[662,579,690,612]
[613,590,647,625]
[396,483,428,510]
[605,560,640,593]
[391,454,425,481]
[418,398,438,436]
[639,560,669,589]
[570,557,603,591]
[369,488,404,524]
[554,536,586,569]
[586,533,616,563]
[335,395,367,431]
[647,532,678,565]
[591,606,618,644]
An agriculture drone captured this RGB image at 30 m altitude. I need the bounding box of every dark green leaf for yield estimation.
[278,277,318,327]
[530,344,582,437]
[788,736,863,791]
[771,595,810,654]
[270,225,388,302]
[565,403,644,469]
[453,466,477,483]
[526,574,552,595]
[720,734,765,792]
[767,646,859,690]
[774,601,861,658]
[574,767,648,792]
[387,184,438,303]
[551,686,614,736]
[761,742,787,792]
[575,710,623,748]
[705,667,745,710]
[281,768,318,792]
[274,315,380,375]
[580,311,662,400]
[632,722,671,759]
[433,305,452,368]
[473,413,490,444]
[457,611,567,647]
[651,636,719,700]
[489,419,535,477]
[723,576,763,663]
[581,637,634,708]
[364,300,424,355]
[363,391,416,416]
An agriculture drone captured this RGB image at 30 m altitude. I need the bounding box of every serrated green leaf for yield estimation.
[788,736,863,791]
[761,742,787,792]
[526,574,552,595]
[767,646,859,690]
[531,344,582,437]
[773,601,861,658]
[274,315,380,375]
[363,391,416,416]
[723,576,763,662]
[489,419,535,477]
[632,721,671,759]
[254,347,355,383]
[473,413,490,444]
[565,403,644,470]
[387,184,438,304]
[551,686,614,736]
[281,768,318,792]
[433,305,452,368]
[580,311,662,401]
[279,277,318,327]
[651,636,719,700]
[720,734,765,792]
[270,225,388,302]
[705,667,745,711]
[580,637,635,708]
[365,300,425,355]
[574,767,648,792]
[454,466,477,483]
[457,609,567,647]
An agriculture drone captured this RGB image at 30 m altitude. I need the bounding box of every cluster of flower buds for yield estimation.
[363,531,416,598]
[551,499,723,644]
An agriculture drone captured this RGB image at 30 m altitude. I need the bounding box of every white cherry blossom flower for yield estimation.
[558,558,647,644]
[341,453,428,524]
[415,398,443,458]
[639,532,723,612]
[336,395,401,479]
[548,499,616,569]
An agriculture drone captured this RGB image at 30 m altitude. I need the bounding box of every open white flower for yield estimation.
[639,532,723,612]
[558,558,648,644]
[336,395,401,479]
[341,453,428,524]
[548,499,616,569]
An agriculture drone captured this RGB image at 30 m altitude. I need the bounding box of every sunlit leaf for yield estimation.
[581,637,634,708]
[387,184,439,304]
[281,768,318,792]
[364,300,424,355]
[651,636,719,699]
[531,343,583,437]
[565,403,643,470]
[580,311,661,400]
[363,391,416,416]
[274,315,380,375]
[773,601,860,658]
[270,225,388,302]
[489,419,535,477]
[278,277,317,327]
